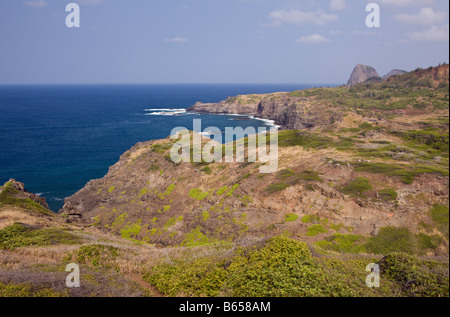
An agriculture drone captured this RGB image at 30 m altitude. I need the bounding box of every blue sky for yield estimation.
[0,0,448,84]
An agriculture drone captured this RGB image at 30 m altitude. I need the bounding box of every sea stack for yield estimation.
[347,64,380,86]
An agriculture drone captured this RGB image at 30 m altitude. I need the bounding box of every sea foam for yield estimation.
[144,108,187,116]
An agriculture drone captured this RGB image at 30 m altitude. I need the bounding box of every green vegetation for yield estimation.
[284,213,299,222]
[306,224,327,236]
[277,169,295,179]
[378,253,449,297]
[120,220,142,239]
[235,173,251,183]
[340,127,361,133]
[365,227,415,255]
[151,143,173,154]
[225,184,239,197]
[216,186,228,196]
[108,186,115,193]
[110,213,128,230]
[340,177,373,197]
[315,234,366,253]
[278,130,333,149]
[301,215,321,224]
[431,204,449,238]
[378,188,398,201]
[180,227,214,247]
[189,188,210,201]
[352,161,448,184]
[295,170,322,182]
[397,129,449,158]
[431,204,449,224]
[164,216,183,228]
[143,235,449,297]
[162,184,176,196]
[0,184,52,215]
[201,166,213,175]
[365,226,442,255]
[264,182,289,194]
[0,282,67,297]
[0,223,80,250]
[66,244,119,269]
[265,169,322,194]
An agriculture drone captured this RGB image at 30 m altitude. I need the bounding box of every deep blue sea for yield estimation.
[0,84,320,211]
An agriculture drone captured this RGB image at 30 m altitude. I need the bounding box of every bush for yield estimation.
[315,234,365,253]
[378,188,398,201]
[378,253,449,297]
[277,169,295,179]
[284,214,299,222]
[201,166,213,175]
[340,177,373,197]
[306,224,328,236]
[143,235,449,297]
[264,182,289,194]
[189,188,209,201]
[365,227,416,255]
[431,204,449,238]
[352,162,448,184]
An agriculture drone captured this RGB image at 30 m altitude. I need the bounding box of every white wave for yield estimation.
[226,113,249,117]
[252,117,280,128]
[144,108,187,112]
[144,108,187,116]
[228,114,280,128]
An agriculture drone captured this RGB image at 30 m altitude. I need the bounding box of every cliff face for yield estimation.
[347,64,381,86]
[188,92,342,130]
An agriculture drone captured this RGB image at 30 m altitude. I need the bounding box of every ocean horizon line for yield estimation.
[0,82,341,87]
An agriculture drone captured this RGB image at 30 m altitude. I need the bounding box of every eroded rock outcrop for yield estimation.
[1,179,49,210]
[382,69,407,80]
[188,93,342,130]
[347,64,381,86]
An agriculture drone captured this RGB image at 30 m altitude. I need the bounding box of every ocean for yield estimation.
[0,84,318,211]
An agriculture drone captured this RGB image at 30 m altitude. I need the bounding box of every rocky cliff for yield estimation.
[347,64,381,86]
[382,69,407,80]
[188,92,343,130]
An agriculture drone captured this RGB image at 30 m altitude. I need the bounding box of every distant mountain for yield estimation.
[382,69,407,80]
[347,64,381,86]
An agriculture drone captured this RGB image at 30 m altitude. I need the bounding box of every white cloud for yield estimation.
[378,0,434,6]
[296,34,330,43]
[269,9,338,26]
[395,8,446,25]
[408,24,449,42]
[330,0,347,11]
[165,37,188,43]
[24,0,48,8]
